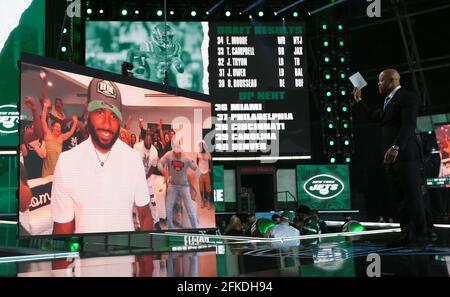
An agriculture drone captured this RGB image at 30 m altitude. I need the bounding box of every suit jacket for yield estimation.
[361,88,422,162]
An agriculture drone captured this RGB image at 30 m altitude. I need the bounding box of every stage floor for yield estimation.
[1,226,448,277]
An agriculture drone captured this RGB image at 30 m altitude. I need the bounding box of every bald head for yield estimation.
[383,69,400,81]
[378,69,401,95]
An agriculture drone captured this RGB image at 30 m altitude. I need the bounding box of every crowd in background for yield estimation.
[219,205,328,239]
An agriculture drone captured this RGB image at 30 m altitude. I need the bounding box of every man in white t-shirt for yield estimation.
[267,211,300,249]
[268,211,300,239]
[134,132,161,229]
[51,78,152,234]
[196,141,213,210]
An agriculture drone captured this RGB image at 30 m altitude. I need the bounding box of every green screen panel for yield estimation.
[0,262,17,277]
[0,0,45,146]
[296,165,351,210]
[431,113,449,124]
[0,156,18,214]
[0,223,19,248]
[416,115,433,132]
[213,165,224,211]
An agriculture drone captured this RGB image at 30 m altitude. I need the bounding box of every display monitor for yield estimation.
[425,123,450,188]
[86,21,311,158]
[19,53,215,236]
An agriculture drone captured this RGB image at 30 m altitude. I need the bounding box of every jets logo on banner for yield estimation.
[0,105,19,134]
[303,174,344,200]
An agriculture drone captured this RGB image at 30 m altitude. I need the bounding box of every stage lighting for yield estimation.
[225,10,231,17]
[345,156,351,163]
[327,121,335,129]
[323,55,331,63]
[338,55,346,63]
[70,242,80,252]
[323,71,331,80]
[328,137,335,146]
[321,22,328,31]
[99,9,104,14]
[170,10,174,15]
[338,71,347,79]
[68,237,81,252]
[325,104,333,114]
[157,10,163,16]
[310,0,347,16]
[63,28,67,34]
[337,38,345,47]
[256,219,276,236]
[342,220,365,232]
[121,9,128,16]
[59,43,72,58]
[340,89,347,97]
[249,14,252,19]
[87,8,92,14]
[135,10,139,15]
[329,156,336,163]
[322,38,330,48]
[258,10,264,17]
[325,89,332,98]
[293,11,299,17]
[344,138,350,146]
[337,23,344,31]
[342,120,350,129]
[191,10,197,17]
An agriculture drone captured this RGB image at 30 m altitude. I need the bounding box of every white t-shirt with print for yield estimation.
[133,141,158,178]
[51,137,150,234]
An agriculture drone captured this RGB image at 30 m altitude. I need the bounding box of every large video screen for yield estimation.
[86,21,310,158]
[19,54,215,236]
[425,124,450,188]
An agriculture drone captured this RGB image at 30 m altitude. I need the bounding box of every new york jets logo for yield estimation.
[303,174,344,200]
[0,105,19,134]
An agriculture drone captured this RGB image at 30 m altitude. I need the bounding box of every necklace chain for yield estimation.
[94,148,111,167]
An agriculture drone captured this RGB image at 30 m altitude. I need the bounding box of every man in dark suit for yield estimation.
[353,69,431,246]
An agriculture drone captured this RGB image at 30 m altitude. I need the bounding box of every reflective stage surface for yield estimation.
[1,227,449,277]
